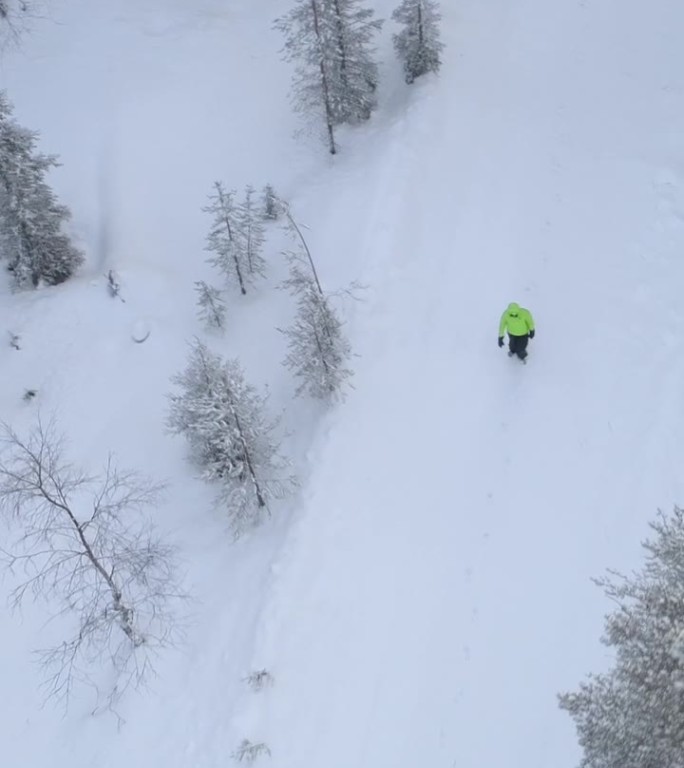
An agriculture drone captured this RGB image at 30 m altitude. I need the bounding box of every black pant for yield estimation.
[509,334,529,359]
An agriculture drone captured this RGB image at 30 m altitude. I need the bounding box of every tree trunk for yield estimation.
[418,2,424,47]
[232,408,266,508]
[285,209,324,296]
[332,0,350,99]
[311,0,337,154]
[216,183,247,295]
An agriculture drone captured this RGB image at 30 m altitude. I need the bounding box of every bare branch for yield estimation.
[0,419,187,709]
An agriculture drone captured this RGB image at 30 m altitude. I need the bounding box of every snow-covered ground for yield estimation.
[2,0,684,766]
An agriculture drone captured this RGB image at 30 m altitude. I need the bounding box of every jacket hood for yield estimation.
[507,302,521,315]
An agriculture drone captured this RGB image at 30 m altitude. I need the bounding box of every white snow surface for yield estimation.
[2,0,684,765]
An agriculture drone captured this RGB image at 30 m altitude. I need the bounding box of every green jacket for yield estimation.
[499,303,535,337]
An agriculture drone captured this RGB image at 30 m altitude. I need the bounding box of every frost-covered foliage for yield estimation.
[262,184,282,220]
[204,182,266,295]
[238,185,266,277]
[281,254,352,400]
[0,1,35,47]
[0,419,185,708]
[168,341,294,534]
[560,507,684,768]
[0,92,84,290]
[195,280,226,331]
[204,182,247,295]
[392,0,443,83]
[275,0,383,154]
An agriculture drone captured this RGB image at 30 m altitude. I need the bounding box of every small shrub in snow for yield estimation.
[167,340,295,535]
[22,388,36,401]
[262,184,282,220]
[8,331,20,350]
[0,419,185,707]
[232,740,271,764]
[195,280,226,331]
[106,269,124,301]
[275,0,383,154]
[560,507,684,768]
[0,92,84,289]
[392,0,444,83]
[244,669,274,691]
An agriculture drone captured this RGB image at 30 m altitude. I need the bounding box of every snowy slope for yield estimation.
[3,0,684,767]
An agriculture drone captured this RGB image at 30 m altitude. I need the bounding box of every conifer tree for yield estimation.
[560,507,684,768]
[279,207,353,400]
[237,185,266,277]
[0,92,84,289]
[275,0,383,154]
[281,254,352,399]
[392,0,444,83]
[168,341,294,533]
[195,280,226,331]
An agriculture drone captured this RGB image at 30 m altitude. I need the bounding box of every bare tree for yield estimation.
[0,419,185,708]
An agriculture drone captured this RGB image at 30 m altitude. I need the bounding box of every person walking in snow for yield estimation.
[498,302,535,362]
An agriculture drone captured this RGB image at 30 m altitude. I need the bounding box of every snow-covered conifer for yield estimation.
[168,341,294,533]
[275,0,383,154]
[262,184,282,220]
[392,0,443,83]
[204,182,246,295]
[0,92,84,289]
[280,255,352,399]
[237,185,267,277]
[560,507,684,768]
[195,280,226,331]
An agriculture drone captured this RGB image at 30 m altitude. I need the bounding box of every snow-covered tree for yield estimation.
[168,341,294,534]
[262,184,282,220]
[392,0,443,83]
[560,507,684,768]
[204,182,268,295]
[281,254,352,399]
[0,419,185,707]
[275,0,383,154]
[0,92,84,289]
[237,185,266,277]
[279,207,352,399]
[195,280,226,331]
[204,182,247,295]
